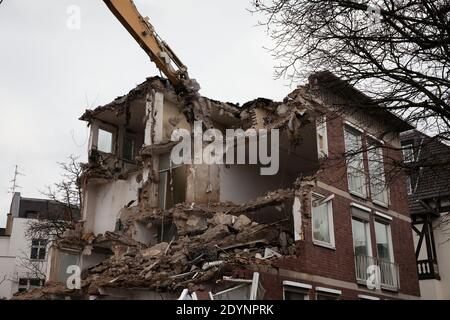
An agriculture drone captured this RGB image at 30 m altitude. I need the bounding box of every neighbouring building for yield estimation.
[23,71,420,300]
[0,193,79,299]
[401,130,450,299]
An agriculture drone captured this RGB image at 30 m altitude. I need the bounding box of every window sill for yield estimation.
[373,200,389,208]
[313,241,336,251]
[381,285,399,293]
[349,191,367,200]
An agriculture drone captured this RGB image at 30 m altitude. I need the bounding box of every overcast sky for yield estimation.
[0,0,294,227]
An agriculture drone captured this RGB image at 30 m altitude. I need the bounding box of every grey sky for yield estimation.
[0,0,293,227]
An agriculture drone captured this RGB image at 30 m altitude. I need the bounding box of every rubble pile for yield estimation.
[81,189,297,295]
[83,210,292,295]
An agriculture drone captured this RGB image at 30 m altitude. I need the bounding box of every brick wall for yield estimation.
[271,110,420,298]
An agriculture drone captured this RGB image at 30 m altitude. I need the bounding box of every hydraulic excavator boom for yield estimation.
[103,0,200,95]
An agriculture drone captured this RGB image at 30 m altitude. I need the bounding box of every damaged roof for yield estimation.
[307,71,413,132]
[79,76,241,123]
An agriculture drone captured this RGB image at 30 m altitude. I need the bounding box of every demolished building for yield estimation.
[16,71,421,300]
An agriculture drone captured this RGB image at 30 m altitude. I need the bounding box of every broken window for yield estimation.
[316,115,328,158]
[344,126,367,197]
[98,128,114,154]
[311,194,335,249]
[368,140,388,205]
[123,134,135,161]
[30,239,47,260]
[158,153,186,210]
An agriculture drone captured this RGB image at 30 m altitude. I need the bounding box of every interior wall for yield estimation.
[219,164,286,204]
[86,173,142,235]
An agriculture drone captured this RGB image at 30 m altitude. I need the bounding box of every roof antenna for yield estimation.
[8,165,25,194]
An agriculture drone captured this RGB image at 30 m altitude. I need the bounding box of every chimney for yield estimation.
[5,213,13,236]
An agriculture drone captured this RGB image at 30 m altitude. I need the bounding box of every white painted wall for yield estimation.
[0,255,15,299]
[0,218,48,299]
[0,235,14,299]
[84,172,142,235]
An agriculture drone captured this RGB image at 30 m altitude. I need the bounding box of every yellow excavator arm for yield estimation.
[103,0,200,95]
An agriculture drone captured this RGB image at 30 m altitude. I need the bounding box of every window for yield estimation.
[315,287,341,300]
[98,128,113,154]
[312,194,335,249]
[344,126,366,197]
[158,153,187,210]
[374,218,398,289]
[25,211,39,219]
[351,208,373,283]
[18,278,44,293]
[352,217,372,257]
[30,239,47,260]
[402,144,414,163]
[283,281,311,300]
[368,141,388,205]
[375,221,393,262]
[351,206,372,257]
[316,115,328,157]
[123,135,135,161]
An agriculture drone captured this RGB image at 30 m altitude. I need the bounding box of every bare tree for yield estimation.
[252,0,450,243]
[25,155,82,241]
[16,250,47,280]
[251,0,450,137]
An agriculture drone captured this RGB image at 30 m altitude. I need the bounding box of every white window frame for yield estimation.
[374,219,395,263]
[374,211,393,221]
[344,125,367,198]
[351,215,373,258]
[350,202,371,213]
[367,141,389,207]
[402,144,414,163]
[316,115,328,158]
[358,294,380,300]
[30,239,47,261]
[311,193,336,250]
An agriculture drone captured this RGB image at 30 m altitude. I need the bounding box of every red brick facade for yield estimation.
[258,111,420,299]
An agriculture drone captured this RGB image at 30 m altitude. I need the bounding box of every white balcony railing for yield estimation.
[355,254,400,291]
